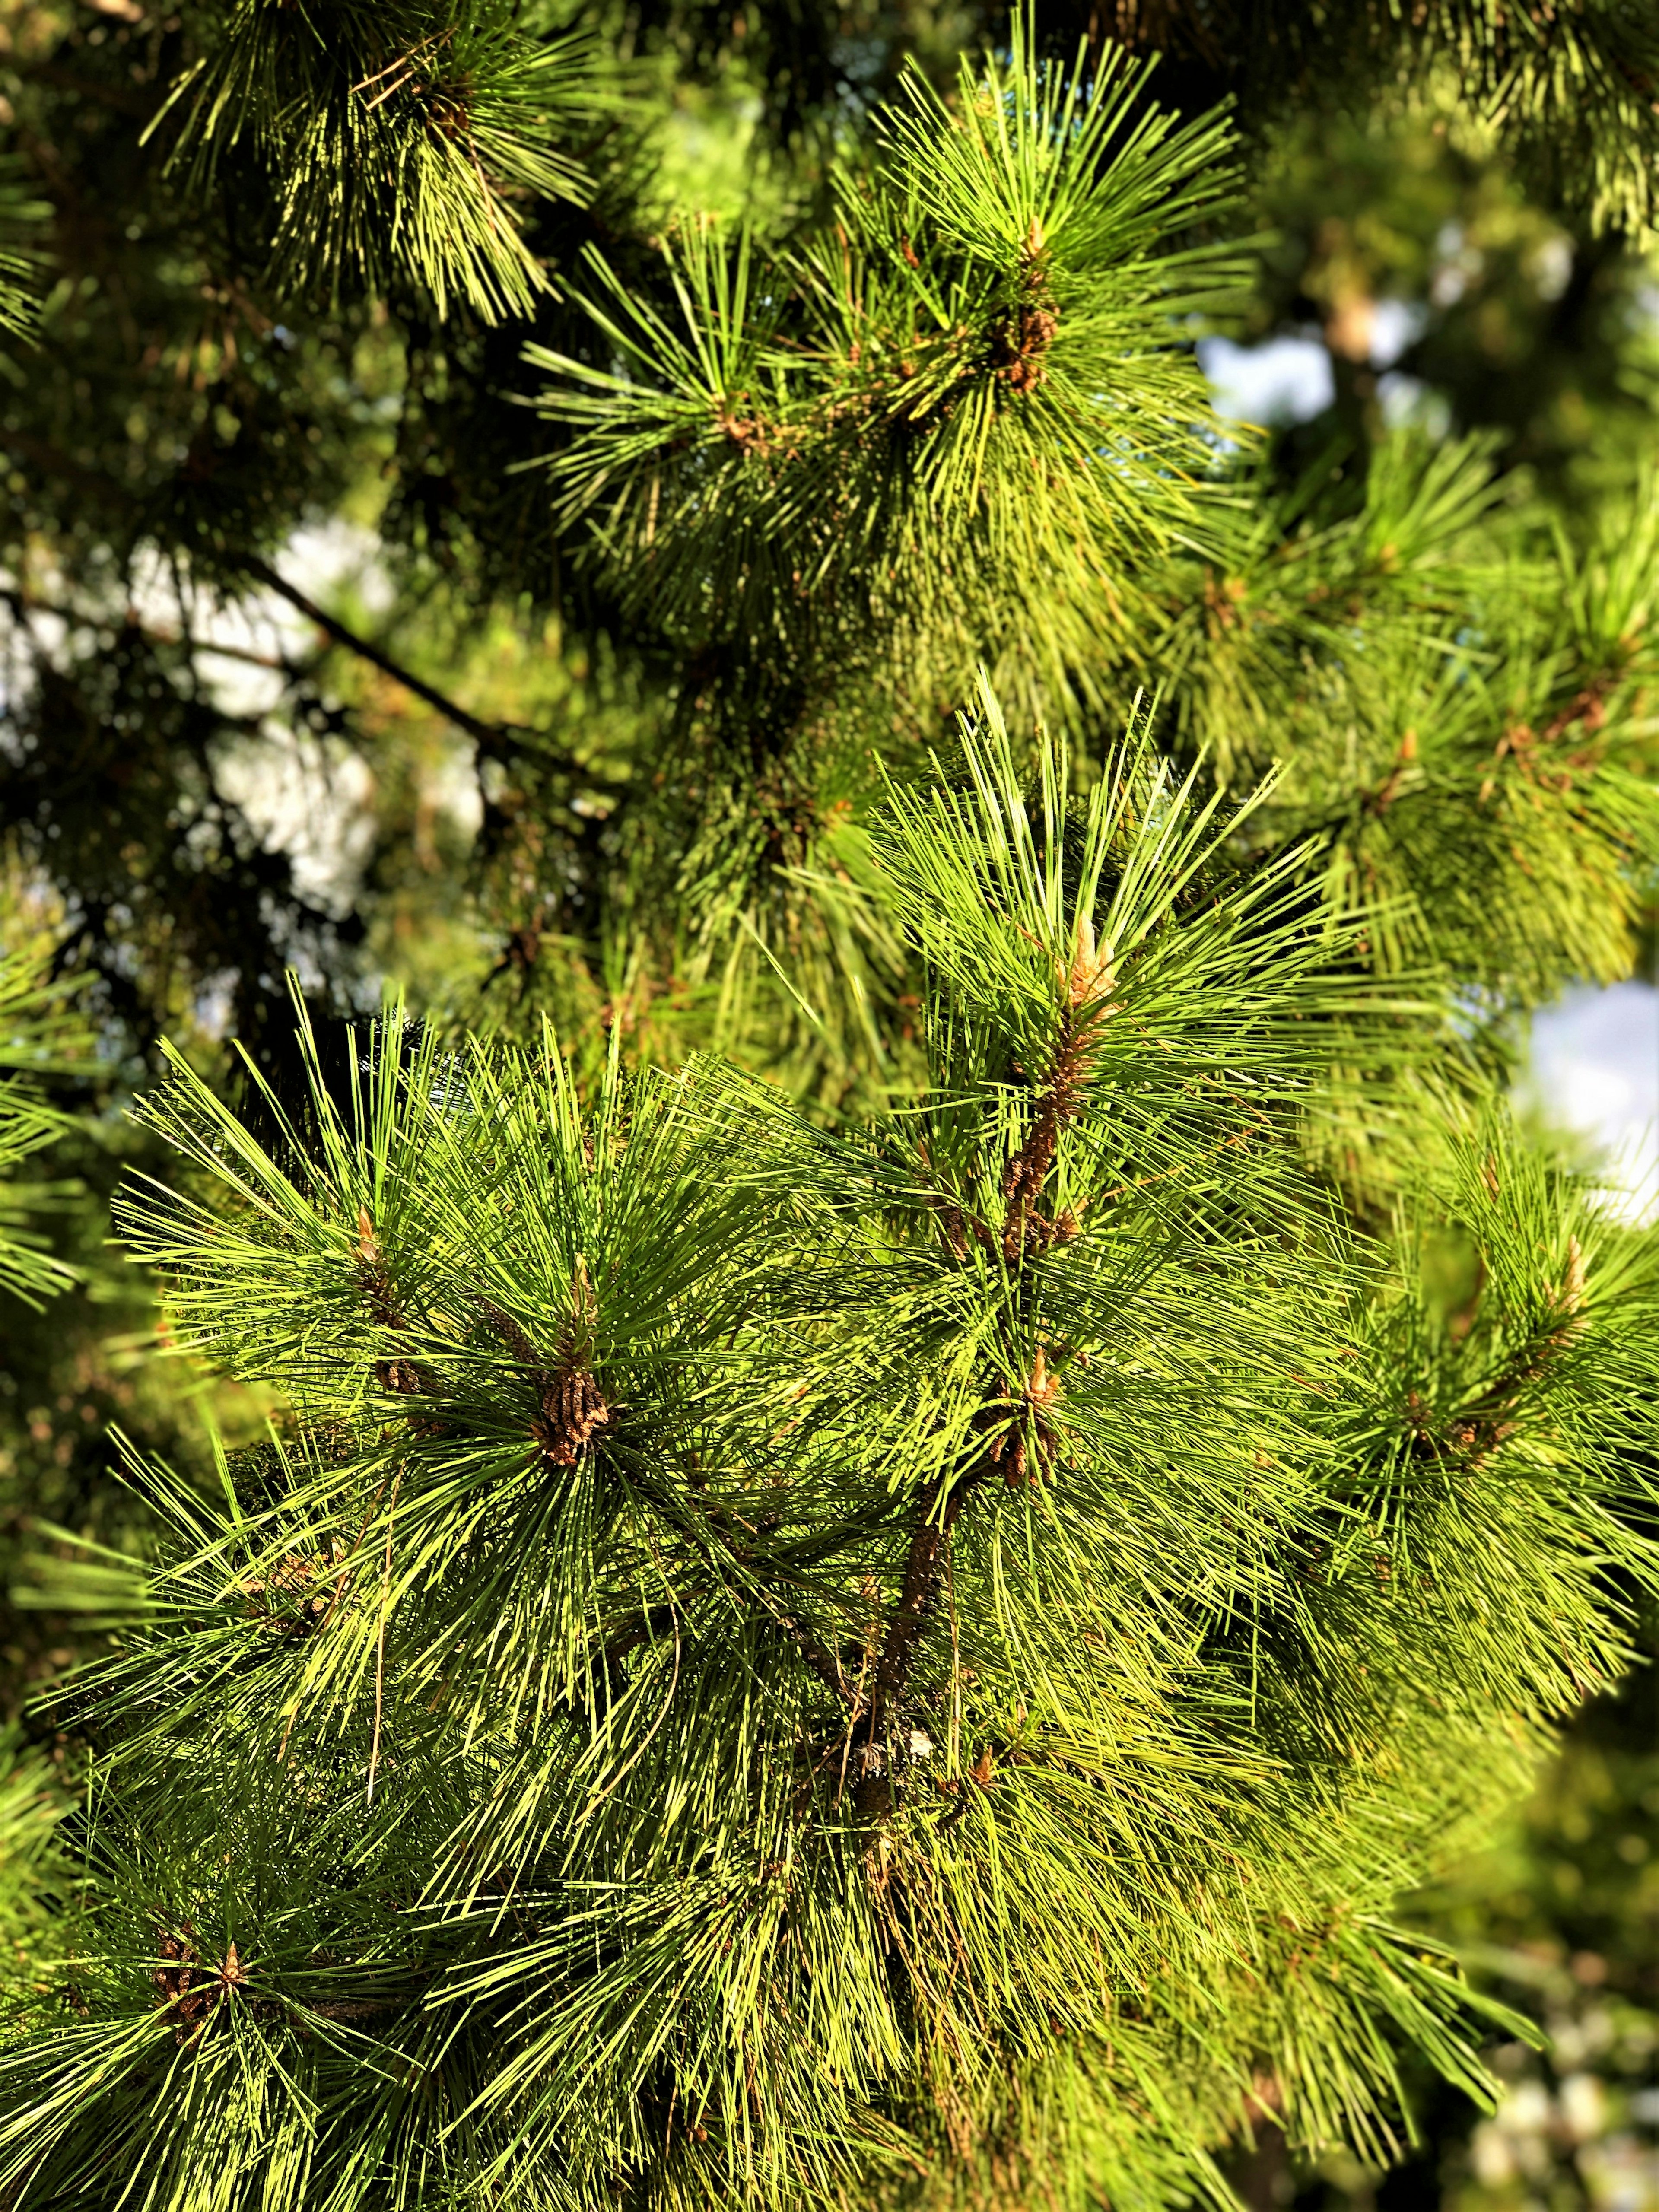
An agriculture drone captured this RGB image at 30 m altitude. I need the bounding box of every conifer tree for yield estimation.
[1,688,1656,2208]
[0,6,1657,2209]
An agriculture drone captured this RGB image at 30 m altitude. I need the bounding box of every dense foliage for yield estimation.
[0,3,1656,2209]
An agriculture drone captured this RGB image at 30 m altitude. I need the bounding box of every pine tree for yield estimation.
[0,688,1654,2207]
[1,5,1657,2208]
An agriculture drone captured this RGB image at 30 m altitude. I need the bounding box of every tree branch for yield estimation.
[859,953,1114,1796]
[238,556,610,781]
[872,1471,974,1719]
[0,426,615,785]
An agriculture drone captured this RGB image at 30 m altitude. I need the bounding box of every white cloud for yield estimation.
[1525,982,1659,1223]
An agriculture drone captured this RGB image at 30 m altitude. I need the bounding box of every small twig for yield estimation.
[185,638,295,674]
[0,439,605,779]
[240,557,509,751]
[858,928,1116,1796]
[864,1465,981,1772]
[239,556,614,786]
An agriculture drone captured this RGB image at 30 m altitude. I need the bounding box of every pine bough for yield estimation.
[1,690,1653,2212]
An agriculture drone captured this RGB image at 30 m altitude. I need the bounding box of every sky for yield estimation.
[1521,982,1659,1224]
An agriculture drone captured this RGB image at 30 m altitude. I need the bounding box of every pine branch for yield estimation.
[864,1465,977,1759]
[863,924,1121,1775]
[237,556,609,783]
[0,424,616,796]
[146,3,597,320]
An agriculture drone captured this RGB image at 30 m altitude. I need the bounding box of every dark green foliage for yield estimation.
[3,0,1655,1074]
[1,2,1657,2207]
[0,615,366,1061]
[1046,1,1659,242]
[0,946,88,1310]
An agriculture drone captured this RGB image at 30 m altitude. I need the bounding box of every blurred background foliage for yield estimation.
[0,0,1654,2204]
[1234,1602,1659,2209]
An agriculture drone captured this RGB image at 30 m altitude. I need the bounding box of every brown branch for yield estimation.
[871,1475,974,1719]
[599,1605,682,1671]
[776,1610,858,1707]
[0,427,611,785]
[1000,918,1117,1259]
[851,1470,979,1819]
[238,555,598,772]
[1541,678,1612,746]
[856,925,1118,1802]
[185,638,295,674]
[0,583,303,720]
[1417,1236,1589,1465]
